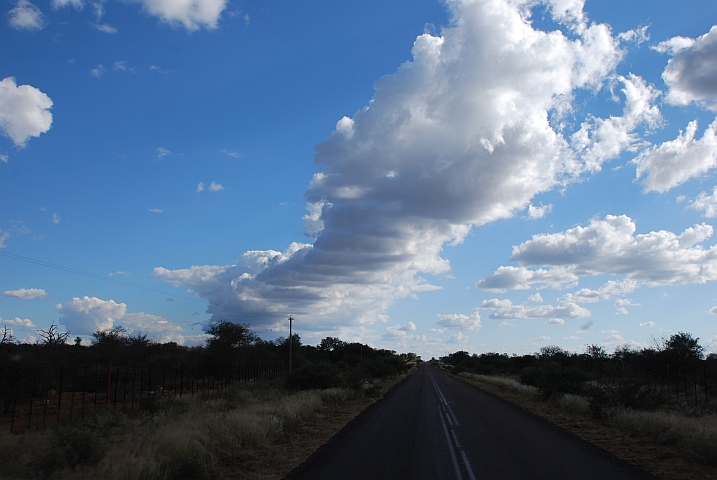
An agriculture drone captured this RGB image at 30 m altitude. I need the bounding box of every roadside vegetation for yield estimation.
[0,322,417,479]
[438,332,717,480]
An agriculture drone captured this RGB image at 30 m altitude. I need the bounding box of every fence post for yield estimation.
[105,362,112,405]
[57,365,64,423]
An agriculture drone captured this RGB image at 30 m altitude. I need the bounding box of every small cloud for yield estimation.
[148,208,163,213]
[709,306,717,315]
[196,182,205,193]
[0,316,35,328]
[157,147,170,159]
[639,321,656,327]
[222,149,243,159]
[0,231,9,248]
[0,154,8,163]
[108,271,130,277]
[3,288,47,300]
[208,181,224,192]
[497,321,512,327]
[676,195,687,203]
[447,332,469,344]
[538,335,551,341]
[8,0,48,32]
[91,64,105,78]
[526,203,553,220]
[113,60,129,71]
[616,307,629,315]
[93,23,116,33]
[527,293,543,303]
[580,320,593,331]
[547,318,564,325]
[149,65,173,74]
[52,212,60,224]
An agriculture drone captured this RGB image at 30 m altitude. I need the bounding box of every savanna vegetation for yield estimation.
[438,333,717,479]
[0,321,416,479]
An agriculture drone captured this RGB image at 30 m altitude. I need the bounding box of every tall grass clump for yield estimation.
[0,381,358,479]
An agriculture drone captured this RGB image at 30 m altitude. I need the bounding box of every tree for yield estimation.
[91,325,127,348]
[318,337,347,352]
[664,332,704,363]
[206,320,256,358]
[37,323,70,349]
[1,326,15,345]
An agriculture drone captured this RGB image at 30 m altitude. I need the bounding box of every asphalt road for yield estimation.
[285,363,656,480]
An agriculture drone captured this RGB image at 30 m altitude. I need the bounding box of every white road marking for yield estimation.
[438,405,464,480]
[431,372,478,480]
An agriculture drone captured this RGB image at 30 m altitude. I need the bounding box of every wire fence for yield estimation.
[1,360,286,432]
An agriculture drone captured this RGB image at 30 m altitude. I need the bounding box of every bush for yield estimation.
[285,362,343,390]
[520,365,588,399]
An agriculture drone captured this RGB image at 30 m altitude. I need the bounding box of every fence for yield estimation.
[1,360,286,432]
[591,360,716,408]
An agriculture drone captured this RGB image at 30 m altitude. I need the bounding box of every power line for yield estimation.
[0,250,202,302]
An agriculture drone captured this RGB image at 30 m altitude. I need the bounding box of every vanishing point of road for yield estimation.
[286,363,656,480]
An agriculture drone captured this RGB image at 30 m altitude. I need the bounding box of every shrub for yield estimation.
[285,362,343,390]
[520,365,588,399]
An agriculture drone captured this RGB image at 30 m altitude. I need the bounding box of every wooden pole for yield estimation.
[289,316,293,373]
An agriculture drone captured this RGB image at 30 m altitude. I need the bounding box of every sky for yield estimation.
[2,0,717,359]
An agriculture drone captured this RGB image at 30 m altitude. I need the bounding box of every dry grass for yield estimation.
[453,371,717,480]
[0,376,407,480]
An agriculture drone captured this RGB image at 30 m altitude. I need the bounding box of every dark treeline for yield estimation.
[439,332,716,415]
[0,320,415,416]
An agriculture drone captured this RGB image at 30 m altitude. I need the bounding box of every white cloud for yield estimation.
[90,64,105,78]
[148,208,163,213]
[51,0,83,9]
[447,332,469,344]
[208,181,224,192]
[196,182,205,193]
[3,287,47,300]
[617,26,649,45]
[639,321,656,327]
[113,61,129,71]
[480,298,590,319]
[614,298,640,307]
[527,203,553,219]
[0,316,35,328]
[56,296,195,343]
[527,293,543,303]
[383,322,418,339]
[154,0,639,331]
[570,74,662,171]
[547,318,564,325]
[633,119,717,193]
[436,312,482,331]
[658,26,717,110]
[8,0,48,31]
[479,215,717,289]
[0,154,7,163]
[130,0,227,31]
[108,270,130,277]
[52,212,60,224]
[157,147,170,159]
[689,187,717,218]
[476,265,578,291]
[0,77,53,147]
[222,149,242,158]
[557,279,637,304]
[93,23,117,33]
[709,306,717,315]
[0,231,9,248]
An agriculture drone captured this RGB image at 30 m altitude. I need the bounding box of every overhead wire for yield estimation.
[0,250,202,302]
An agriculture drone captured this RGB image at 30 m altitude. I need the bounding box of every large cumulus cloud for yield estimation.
[478,215,717,290]
[155,0,657,331]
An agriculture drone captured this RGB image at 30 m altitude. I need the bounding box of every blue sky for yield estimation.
[2,0,717,358]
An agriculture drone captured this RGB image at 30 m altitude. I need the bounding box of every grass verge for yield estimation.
[452,372,717,480]
[0,374,409,480]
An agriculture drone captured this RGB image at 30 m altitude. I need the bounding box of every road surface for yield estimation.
[286,363,655,480]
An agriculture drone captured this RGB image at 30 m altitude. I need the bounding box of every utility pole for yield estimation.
[288,316,294,373]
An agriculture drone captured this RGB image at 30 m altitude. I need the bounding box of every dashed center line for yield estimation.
[431,375,477,480]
